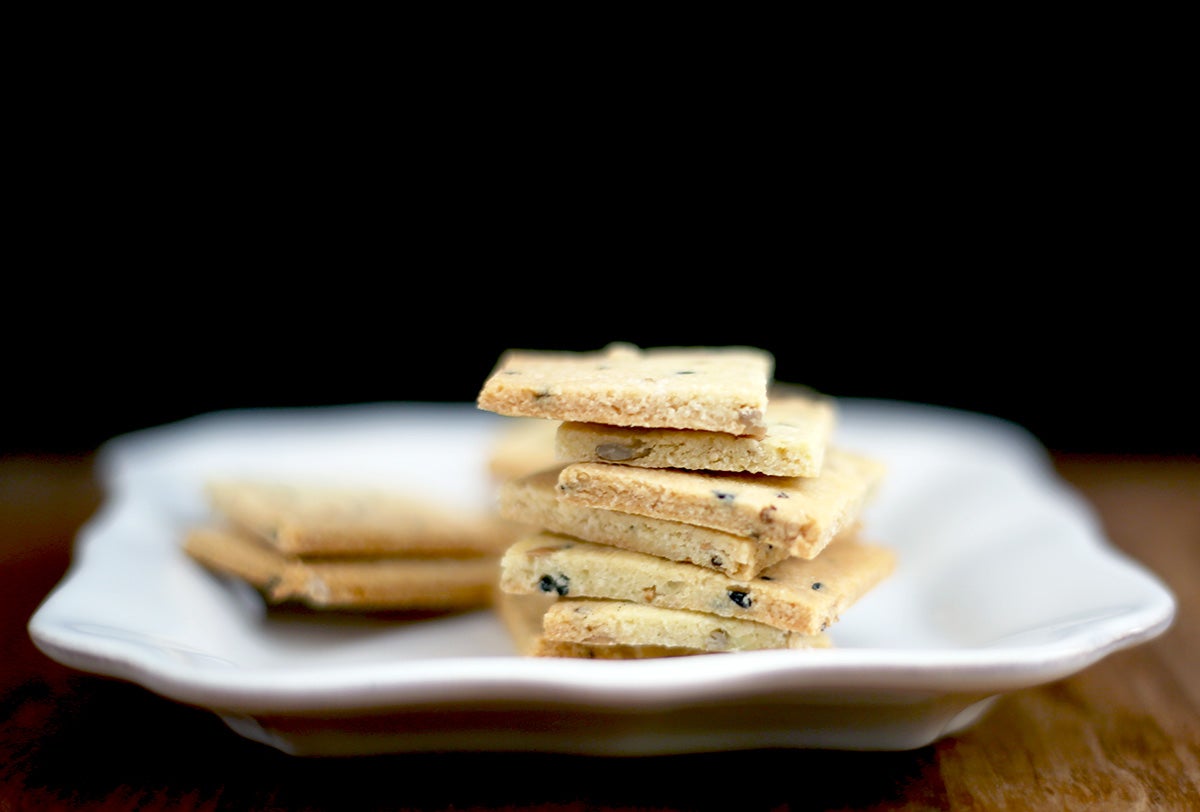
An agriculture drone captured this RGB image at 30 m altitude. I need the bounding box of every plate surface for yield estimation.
[28,400,1176,756]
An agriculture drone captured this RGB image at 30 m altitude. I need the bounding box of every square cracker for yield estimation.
[205,479,515,558]
[499,531,895,636]
[498,465,793,579]
[554,386,836,477]
[185,525,499,610]
[494,591,699,659]
[476,343,774,437]
[540,598,832,653]
[555,447,886,558]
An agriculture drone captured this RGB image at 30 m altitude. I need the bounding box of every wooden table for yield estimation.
[2,453,1197,810]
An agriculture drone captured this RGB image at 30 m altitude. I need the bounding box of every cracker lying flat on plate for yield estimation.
[555,387,836,477]
[555,447,886,559]
[541,598,833,653]
[498,466,793,579]
[185,526,500,610]
[206,480,514,558]
[500,531,895,635]
[476,343,774,437]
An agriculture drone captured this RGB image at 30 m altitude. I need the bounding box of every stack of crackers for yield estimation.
[478,343,896,658]
[184,480,516,612]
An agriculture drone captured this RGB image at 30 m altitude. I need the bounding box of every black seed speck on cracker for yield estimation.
[539,573,570,596]
[675,370,696,375]
[777,492,790,499]
[713,490,736,503]
[710,555,724,568]
[728,590,752,608]
[812,582,823,591]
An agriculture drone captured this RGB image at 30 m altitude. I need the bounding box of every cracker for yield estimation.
[487,417,561,481]
[555,447,886,558]
[499,531,895,635]
[493,590,720,659]
[541,598,833,653]
[185,526,499,610]
[554,387,836,477]
[498,466,792,579]
[205,479,513,558]
[532,639,698,659]
[476,343,774,437]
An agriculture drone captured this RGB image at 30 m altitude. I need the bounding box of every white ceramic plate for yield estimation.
[28,401,1176,756]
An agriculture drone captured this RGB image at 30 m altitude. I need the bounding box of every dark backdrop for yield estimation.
[5,108,1193,458]
[5,280,1194,457]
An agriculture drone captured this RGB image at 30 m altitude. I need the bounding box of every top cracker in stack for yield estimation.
[478,342,776,437]
[477,343,895,657]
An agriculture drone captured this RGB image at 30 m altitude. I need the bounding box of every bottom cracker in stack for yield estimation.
[495,590,833,659]
[184,480,516,612]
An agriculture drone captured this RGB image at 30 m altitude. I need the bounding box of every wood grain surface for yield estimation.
[2,453,1197,811]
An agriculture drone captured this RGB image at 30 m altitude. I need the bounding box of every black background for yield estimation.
[5,273,1194,458]
[5,95,1194,459]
